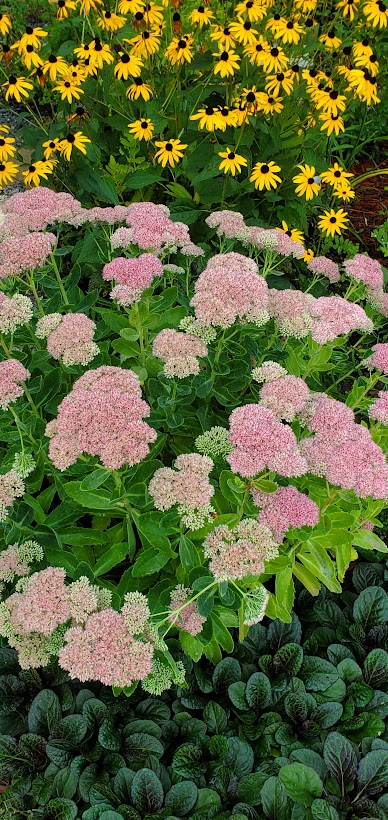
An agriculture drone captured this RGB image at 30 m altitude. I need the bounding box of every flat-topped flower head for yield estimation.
[152,328,208,378]
[228,403,307,478]
[362,342,388,374]
[191,252,269,328]
[204,519,278,581]
[37,313,99,367]
[252,484,319,540]
[343,254,384,290]
[0,359,30,410]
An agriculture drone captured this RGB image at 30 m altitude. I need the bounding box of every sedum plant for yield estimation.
[0,186,387,693]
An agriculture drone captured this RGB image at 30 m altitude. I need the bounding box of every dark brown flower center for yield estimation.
[67,134,75,143]
[165,143,173,150]
[228,152,235,159]
[261,164,269,173]
[329,216,336,223]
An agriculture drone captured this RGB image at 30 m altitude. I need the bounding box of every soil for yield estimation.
[347,142,388,261]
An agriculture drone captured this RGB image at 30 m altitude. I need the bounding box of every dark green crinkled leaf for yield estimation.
[245,673,272,711]
[310,799,340,819]
[131,768,164,814]
[260,776,289,818]
[279,763,323,806]
[323,732,357,788]
[28,690,62,736]
[224,737,254,778]
[212,658,241,692]
[353,587,388,630]
[363,649,388,688]
[357,750,388,796]
[236,772,268,806]
[164,781,198,815]
[44,798,78,820]
[273,644,303,677]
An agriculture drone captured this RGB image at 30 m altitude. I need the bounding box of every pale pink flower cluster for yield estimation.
[362,342,388,374]
[343,254,384,290]
[252,360,288,383]
[103,253,163,306]
[203,519,278,582]
[228,404,307,478]
[205,210,249,240]
[59,608,153,687]
[310,296,373,344]
[36,312,99,366]
[149,453,214,512]
[369,391,388,425]
[168,585,206,636]
[0,470,25,522]
[0,293,33,334]
[259,374,310,422]
[110,227,133,250]
[152,328,208,378]
[300,394,388,499]
[191,252,269,328]
[0,540,42,583]
[252,484,319,540]
[46,366,157,470]
[0,232,56,278]
[0,359,30,410]
[247,226,279,252]
[274,231,305,259]
[0,187,83,235]
[269,288,315,338]
[121,591,150,635]
[365,286,388,318]
[5,567,70,636]
[307,256,340,284]
[123,202,203,256]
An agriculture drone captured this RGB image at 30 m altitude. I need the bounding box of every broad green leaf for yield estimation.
[279,763,323,806]
[323,732,357,789]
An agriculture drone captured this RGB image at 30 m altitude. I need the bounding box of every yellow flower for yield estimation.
[265,70,294,96]
[0,133,16,161]
[318,208,349,237]
[275,18,304,44]
[337,0,360,19]
[189,5,214,26]
[74,44,92,61]
[165,35,193,66]
[89,38,114,68]
[363,0,388,26]
[235,0,267,21]
[128,118,154,141]
[217,106,239,128]
[277,221,304,243]
[209,25,236,50]
[154,138,187,168]
[266,14,286,34]
[97,10,126,31]
[21,46,44,71]
[213,48,241,77]
[3,75,33,102]
[0,12,12,36]
[59,131,91,160]
[347,69,380,103]
[42,137,61,159]
[303,248,314,262]
[319,30,342,49]
[250,161,282,190]
[126,77,153,100]
[118,0,142,11]
[294,0,317,11]
[114,52,143,79]
[22,160,54,187]
[321,162,353,189]
[18,25,48,50]
[292,164,321,200]
[126,29,161,58]
[352,38,373,58]
[42,54,68,81]
[218,147,247,176]
[0,160,19,189]
[142,3,164,26]
[260,45,289,73]
[52,0,78,20]
[354,51,379,75]
[318,112,345,136]
[190,106,225,131]
[314,88,347,116]
[332,185,355,202]
[54,78,84,103]
[79,0,103,12]
[243,36,270,65]
[255,92,284,114]
[229,18,258,45]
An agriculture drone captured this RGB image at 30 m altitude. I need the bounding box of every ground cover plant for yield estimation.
[0,0,387,245]
[0,559,387,819]
[0,187,386,697]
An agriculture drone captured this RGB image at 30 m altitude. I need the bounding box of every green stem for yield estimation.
[50,253,69,305]
[26,271,44,317]
[349,372,381,410]
[22,384,40,417]
[9,406,25,453]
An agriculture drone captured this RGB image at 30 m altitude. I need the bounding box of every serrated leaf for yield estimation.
[353,587,388,630]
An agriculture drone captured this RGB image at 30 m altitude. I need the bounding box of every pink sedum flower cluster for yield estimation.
[362,342,388,374]
[36,312,99,366]
[343,254,384,290]
[204,519,278,582]
[0,187,83,235]
[152,328,208,378]
[46,366,157,470]
[6,567,71,636]
[307,256,340,283]
[205,210,250,241]
[269,288,314,338]
[168,585,206,636]
[369,391,388,425]
[310,296,373,344]
[0,540,43,583]
[103,253,163,306]
[259,374,310,422]
[228,404,307,478]
[252,484,319,541]
[124,202,203,256]
[0,470,25,522]
[0,359,30,410]
[0,232,56,278]
[149,453,214,512]
[191,252,269,328]
[0,292,33,334]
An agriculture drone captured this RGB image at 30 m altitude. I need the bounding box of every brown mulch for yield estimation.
[347,143,388,261]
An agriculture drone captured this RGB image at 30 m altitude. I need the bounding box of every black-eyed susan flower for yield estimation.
[318,112,345,136]
[236,0,266,20]
[319,30,342,49]
[363,0,388,26]
[119,0,142,11]
[294,0,317,11]
[265,13,286,34]
[3,75,33,102]
[22,160,55,187]
[218,147,247,176]
[165,35,193,66]
[0,12,12,36]
[125,29,161,57]
[190,106,225,131]
[79,0,103,11]
[314,87,347,116]
[0,133,16,161]
[243,36,269,65]
[114,52,143,79]
[42,54,68,81]
[261,45,289,73]
[66,105,90,124]
[321,162,353,189]
[209,25,236,49]
[0,160,19,188]
[239,86,260,112]
[332,184,355,202]
[354,51,379,75]
[89,38,114,68]
[346,68,379,102]
[18,25,48,50]
[278,221,304,243]
[275,18,304,44]
[352,37,373,58]
[128,118,154,140]
[1,44,12,65]
[292,164,321,200]
[59,131,91,160]
[233,101,250,125]
[318,208,349,237]
[74,44,92,61]
[154,138,187,168]
[217,105,239,128]
[229,18,258,45]
[21,46,44,71]
[303,248,314,262]
[97,9,126,30]
[213,48,240,77]
[42,137,61,159]
[337,0,360,19]
[126,76,153,100]
[250,161,282,190]
[172,11,182,33]
[265,70,294,96]
[189,5,214,26]
[255,92,284,114]
[54,77,84,103]
[142,3,164,26]
[53,0,78,20]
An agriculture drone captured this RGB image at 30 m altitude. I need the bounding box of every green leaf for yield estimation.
[352,530,388,553]
[260,777,289,818]
[44,798,78,820]
[179,535,201,572]
[165,781,198,816]
[98,718,122,751]
[357,750,388,796]
[245,672,271,711]
[77,169,119,205]
[311,799,340,820]
[125,169,164,190]
[64,482,115,510]
[203,701,227,734]
[323,732,357,788]
[236,772,268,807]
[353,587,388,630]
[228,681,249,711]
[212,657,241,692]
[225,737,254,778]
[0,675,25,712]
[125,732,164,762]
[279,763,323,806]
[131,547,171,577]
[94,543,128,577]
[273,643,303,677]
[363,649,388,688]
[28,690,61,736]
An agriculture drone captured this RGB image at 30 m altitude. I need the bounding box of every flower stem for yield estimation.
[50,253,69,305]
